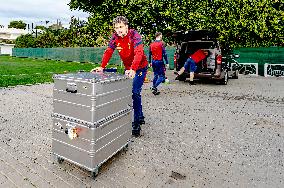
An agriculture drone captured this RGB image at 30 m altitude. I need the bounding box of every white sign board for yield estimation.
[264,63,284,77]
[231,63,258,76]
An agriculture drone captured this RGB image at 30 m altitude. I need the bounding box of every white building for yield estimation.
[0,28,29,41]
[0,28,29,55]
[0,27,44,55]
[0,43,15,55]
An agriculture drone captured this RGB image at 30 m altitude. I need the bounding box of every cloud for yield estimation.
[0,0,89,27]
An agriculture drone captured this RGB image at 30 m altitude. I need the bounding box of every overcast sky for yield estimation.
[0,0,89,28]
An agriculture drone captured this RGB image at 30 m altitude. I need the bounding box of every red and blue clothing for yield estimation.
[184,49,207,72]
[100,29,148,130]
[149,40,168,88]
[101,29,148,71]
[149,40,168,64]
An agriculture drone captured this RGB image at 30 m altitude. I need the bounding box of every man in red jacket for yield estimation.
[91,16,148,137]
[176,49,209,85]
[149,32,169,95]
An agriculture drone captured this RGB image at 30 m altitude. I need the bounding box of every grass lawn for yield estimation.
[0,56,123,87]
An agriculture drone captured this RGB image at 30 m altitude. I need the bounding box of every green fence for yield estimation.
[13,47,120,65]
[13,47,176,70]
[13,47,284,74]
[233,47,284,76]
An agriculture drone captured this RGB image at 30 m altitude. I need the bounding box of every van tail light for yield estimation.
[217,55,222,65]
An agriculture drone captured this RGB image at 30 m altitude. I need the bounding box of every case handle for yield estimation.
[66,82,77,93]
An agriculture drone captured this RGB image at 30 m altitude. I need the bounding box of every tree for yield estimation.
[35,32,58,48]
[55,17,97,47]
[69,0,284,47]
[35,25,47,31]
[8,20,27,29]
[15,34,36,48]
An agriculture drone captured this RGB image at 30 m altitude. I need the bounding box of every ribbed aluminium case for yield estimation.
[52,72,132,124]
[52,109,132,172]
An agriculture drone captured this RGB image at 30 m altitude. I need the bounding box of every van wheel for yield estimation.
[91,167,99,179]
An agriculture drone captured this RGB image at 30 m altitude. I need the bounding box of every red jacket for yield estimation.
[190,49,207,63]
[101,29,148,70]
[149,40,168,64]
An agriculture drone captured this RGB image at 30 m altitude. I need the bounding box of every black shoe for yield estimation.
[189,81,196,85]
[139,119,145,125]
[152,90,160,95]
[151,87,160,95]
[132,130,141,137]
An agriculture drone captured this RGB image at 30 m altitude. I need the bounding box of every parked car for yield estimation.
[173,30,239,84]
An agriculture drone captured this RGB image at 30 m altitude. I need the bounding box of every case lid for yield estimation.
[53,72,128,83]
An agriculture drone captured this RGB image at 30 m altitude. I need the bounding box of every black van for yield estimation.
[173,30,239,85]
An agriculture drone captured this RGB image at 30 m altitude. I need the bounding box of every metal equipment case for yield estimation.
[52,72,132,124]
[52,72,132,178]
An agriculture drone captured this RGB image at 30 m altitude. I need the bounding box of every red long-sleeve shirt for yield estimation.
[149,40,168,64]
[190,49,207,63]
[101,29,148,70]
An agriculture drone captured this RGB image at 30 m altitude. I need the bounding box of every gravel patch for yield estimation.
[0,71,283,188]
